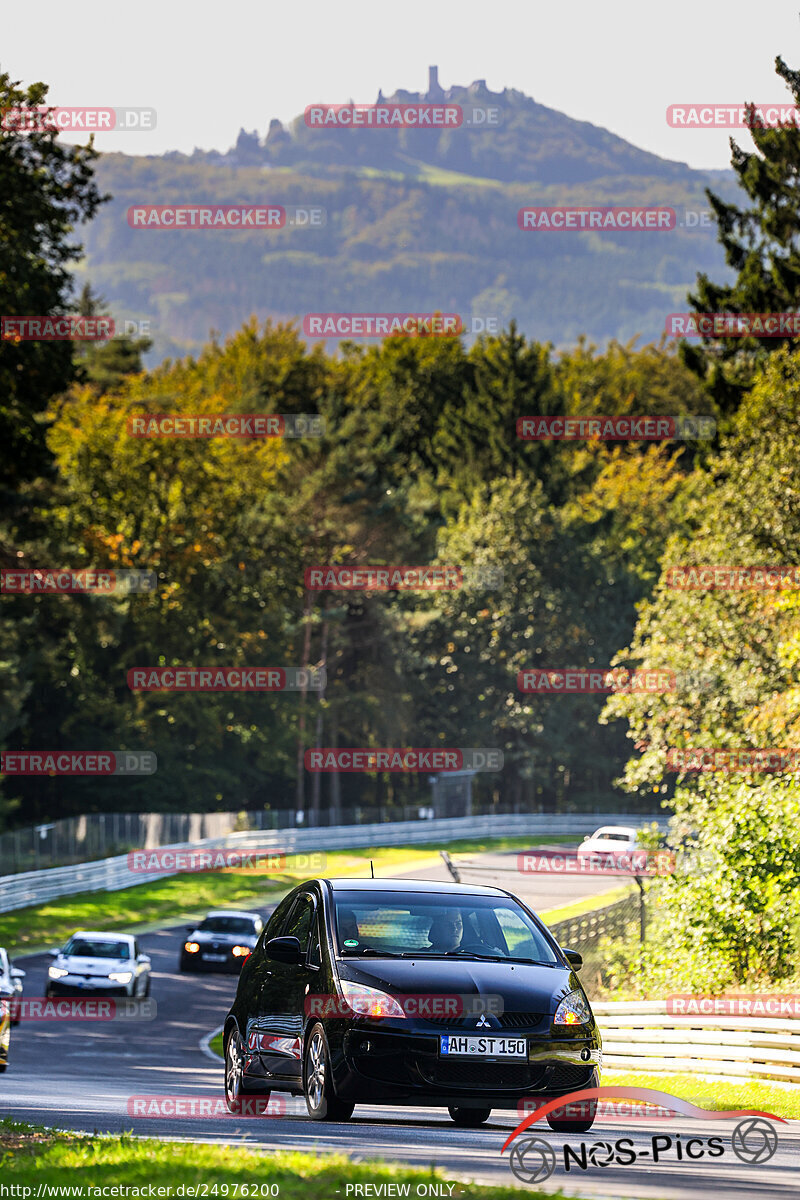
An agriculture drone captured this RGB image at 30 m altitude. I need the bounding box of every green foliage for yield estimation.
[683,56,800,415]
[603,347,800,985]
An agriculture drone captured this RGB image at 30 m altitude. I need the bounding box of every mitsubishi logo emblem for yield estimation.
[476,1013,490,1028]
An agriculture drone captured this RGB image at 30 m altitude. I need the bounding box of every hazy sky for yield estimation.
[5,0,800,169]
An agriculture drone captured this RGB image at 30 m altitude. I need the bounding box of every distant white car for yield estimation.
[0,947,25,1025]
[46,931,151,999]
[578,825,640,858]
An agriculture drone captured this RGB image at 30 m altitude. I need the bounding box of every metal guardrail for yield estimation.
[547,896,636,950]
[593,1001,800,1083]
[0,812,662,914]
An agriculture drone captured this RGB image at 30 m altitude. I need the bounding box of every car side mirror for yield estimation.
[137,955,151,964]
[185,926,196,933]
[265,936,302,965]
[10,968,25,979]
[47,948,60,957]
[563,948,583,970]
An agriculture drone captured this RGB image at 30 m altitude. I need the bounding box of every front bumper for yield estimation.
[254,1015,602,1107]
[181,950,244,973]
[47,978,131,997]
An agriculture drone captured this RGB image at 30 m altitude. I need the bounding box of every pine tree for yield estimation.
[682,56,800,417]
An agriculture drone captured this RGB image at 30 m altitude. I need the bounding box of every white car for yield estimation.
[0,947,25,1025]
[46,931,151,999]
[578,825,640,858]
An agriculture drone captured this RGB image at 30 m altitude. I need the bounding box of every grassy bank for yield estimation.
[0,835,567,955]
[602,1070,800,1119]
[1,1119,561,1197]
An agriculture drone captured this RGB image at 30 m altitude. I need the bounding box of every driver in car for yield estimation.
[427,911,463,952]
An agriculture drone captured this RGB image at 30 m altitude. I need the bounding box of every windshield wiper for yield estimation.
[340,948,406,957]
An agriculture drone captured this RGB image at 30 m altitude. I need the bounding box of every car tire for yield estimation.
[448,1106,491,1127]
[303,1023,354,1121]
[546,1097,597,1134]
[143,975,151,998]
[0,1063,6,1073]
[44,987,52,999]
[224,1027,269,1115]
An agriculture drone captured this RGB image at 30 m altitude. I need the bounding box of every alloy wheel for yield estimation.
[307,1029,325,1110]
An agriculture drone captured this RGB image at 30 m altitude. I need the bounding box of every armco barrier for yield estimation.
[0,812,661,915]
[594,1000,800,1083]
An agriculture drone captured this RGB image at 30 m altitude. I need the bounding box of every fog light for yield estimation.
[184,942,200,953]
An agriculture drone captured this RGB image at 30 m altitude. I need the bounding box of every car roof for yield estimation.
[201,910,261,919]
[324,877,509,896]
[588,826,638,836]
[69,931,135,943]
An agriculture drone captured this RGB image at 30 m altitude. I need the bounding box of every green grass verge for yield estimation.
[209,1031,224,1058]
[0,845,439,955]
[540,883,636,925]
[0,1119,562,1196]
[1,835,571,956]
[602,1070,800,1119]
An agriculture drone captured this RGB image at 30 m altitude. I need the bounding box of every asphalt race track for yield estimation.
[3,853,799,1198]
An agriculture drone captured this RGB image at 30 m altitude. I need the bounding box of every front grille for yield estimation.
[547,1063,595,1089]
[422,1012,544,1030]
[420,1060,534,1089]
[498,1012,545,1029]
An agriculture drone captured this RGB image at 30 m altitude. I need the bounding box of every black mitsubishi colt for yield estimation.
[223,878,601,1129]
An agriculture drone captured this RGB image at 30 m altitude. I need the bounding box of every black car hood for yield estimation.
[336,955,577,1015]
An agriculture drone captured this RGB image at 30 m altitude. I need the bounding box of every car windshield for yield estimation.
[64,938,130,959]
[333,891,558,963]
[198,917,256,935]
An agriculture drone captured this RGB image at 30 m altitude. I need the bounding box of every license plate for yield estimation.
[439,1035,527,1058]
[203,953,228,962]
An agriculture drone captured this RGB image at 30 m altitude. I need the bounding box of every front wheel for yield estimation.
[448,1106,491,1127]
[303,1024,354,1121]
[546,1097,597,1134]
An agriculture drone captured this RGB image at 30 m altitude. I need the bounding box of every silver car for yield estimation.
[46,931,151,999]
[0,947,25,1025]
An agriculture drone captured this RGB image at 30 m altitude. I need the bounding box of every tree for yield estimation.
[681,56,800,417]
[0,72,107,497]
[73,282,152,393]
[602,346,800,984]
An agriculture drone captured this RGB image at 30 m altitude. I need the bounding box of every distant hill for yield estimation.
[81,69,739,363]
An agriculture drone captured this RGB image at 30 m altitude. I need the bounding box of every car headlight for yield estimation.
[554,989,592,1027]
[108,971,133,984]
[184,942,200,953]
[340,983,406,1018]
[231,945,251,957]
[48,966,69,979]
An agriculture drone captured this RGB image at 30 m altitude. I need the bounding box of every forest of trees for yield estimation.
[2,53,800,991]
